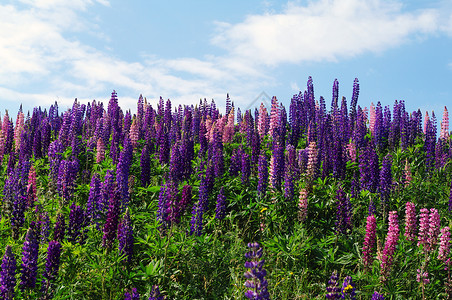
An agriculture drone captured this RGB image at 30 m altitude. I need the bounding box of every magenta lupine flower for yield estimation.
[244,242,269,300]
[404,202,417,243]
[427,208,441,252]
[1,245,17,300]
[27,165,37,207]
[362,214,377,268]
[41,241,62,298]
[416,269,430,285]
[178,185,192,215]
[438,227,451,262]
[369,102,376,135]
[20,228,39,290]
[418,208,430,250]
[380,211,399,281]
[118,209,134,263]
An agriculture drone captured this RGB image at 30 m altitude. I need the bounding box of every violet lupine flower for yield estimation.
[404,202,417,243]
[325,271,341,299]
[418,208,430,251]
[102,187,121,249]
[244,242,269,300]
[117,136,133,208]
[140,145,151,187]
[359,142,379,193]
[190,176,209,236]
[100,170,116,219]
[20,228,39,290]
[118,209,134,263]
[1,245,17,300]
[149,285,164,300]
[341,276,356,299]
[379,154,392,209]
[229,149,241,177]
[371,292,385,300]
[178,184,192,215]
[427,208,441,252]
[269,143,284,189]
[87,173,102,223]
[215,187,227,220]
[380,211,399,282]
[257,151,268,197]
[335,187,352,235]
[41,241,62,298]
[438,226,451,262]
[68,202,87,244]
[362,214,377,269]
[53,213,65,242]
[124,288,140,300]
[241,151,251,185]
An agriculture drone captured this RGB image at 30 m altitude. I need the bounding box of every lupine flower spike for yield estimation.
[244,242,269,300]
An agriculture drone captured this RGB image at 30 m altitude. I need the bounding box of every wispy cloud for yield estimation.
[212,0,440,65]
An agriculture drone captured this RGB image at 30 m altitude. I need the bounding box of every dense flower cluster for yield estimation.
[244,242,269,300]
[380,211,399,282]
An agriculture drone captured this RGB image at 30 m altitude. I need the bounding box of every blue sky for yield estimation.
[1,0,452,121]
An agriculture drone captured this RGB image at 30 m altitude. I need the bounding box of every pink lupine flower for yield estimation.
[129,118,139,149]
[440,106,449,140]
[346,141,357,163]
[96,138,105,163]
[362,214,377,268]
[27,166,37,207]
[404,202,417,242]
[424,111,429,135]
[404,159,412,186]
[417,269,430,285]
[258,103,269,139]
[268,96,280,138]
[427,208,441,252]
[380,211,399,281]
[418,208,430,250]
[222,107,235,144]
[438,227,451,262]
[14,111,24,152]
[298,187,308,222]
[369,102,376,135]
[306,142,318,181]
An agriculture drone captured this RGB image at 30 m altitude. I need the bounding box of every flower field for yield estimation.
[0,77,451,299]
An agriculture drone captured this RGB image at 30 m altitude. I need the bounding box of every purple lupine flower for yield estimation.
[335,187,352,235]
[53,213,65,242]
[404,202,417,243]
[68,202,87,244]
[41,241,62,298]
[20,228,39,290]
[100,170,115,219]
[244,242,269,300]
[284,147,295,201]
[215,187,227,220]
[371,292,385,300]
[140,145,151,187]
[118,208,134,264]
[362,214,376,269]
[156,184,169,229]
[379,154,392,210]
[39,212,51,243]
[124,288,140,300]
[380,211,399,282]
[149,285,164,300]
[87,173,102,223]
[341,276,356,299]
[117,136,133,208]
[325,271,341,299]
[427,208,441,252]
[359,141,379,193]
[269,143,284,189]
[190,175,209,236]
[102,187,121,249]
[229,148,241,177]
[1,245,17,300]
[438,227,451,263]
[257,151,268,197]
[418,208,430,251]
[449,177,452,213]
[241,151,251,185]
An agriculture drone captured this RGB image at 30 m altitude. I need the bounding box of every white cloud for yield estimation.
[212,0,440,65]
